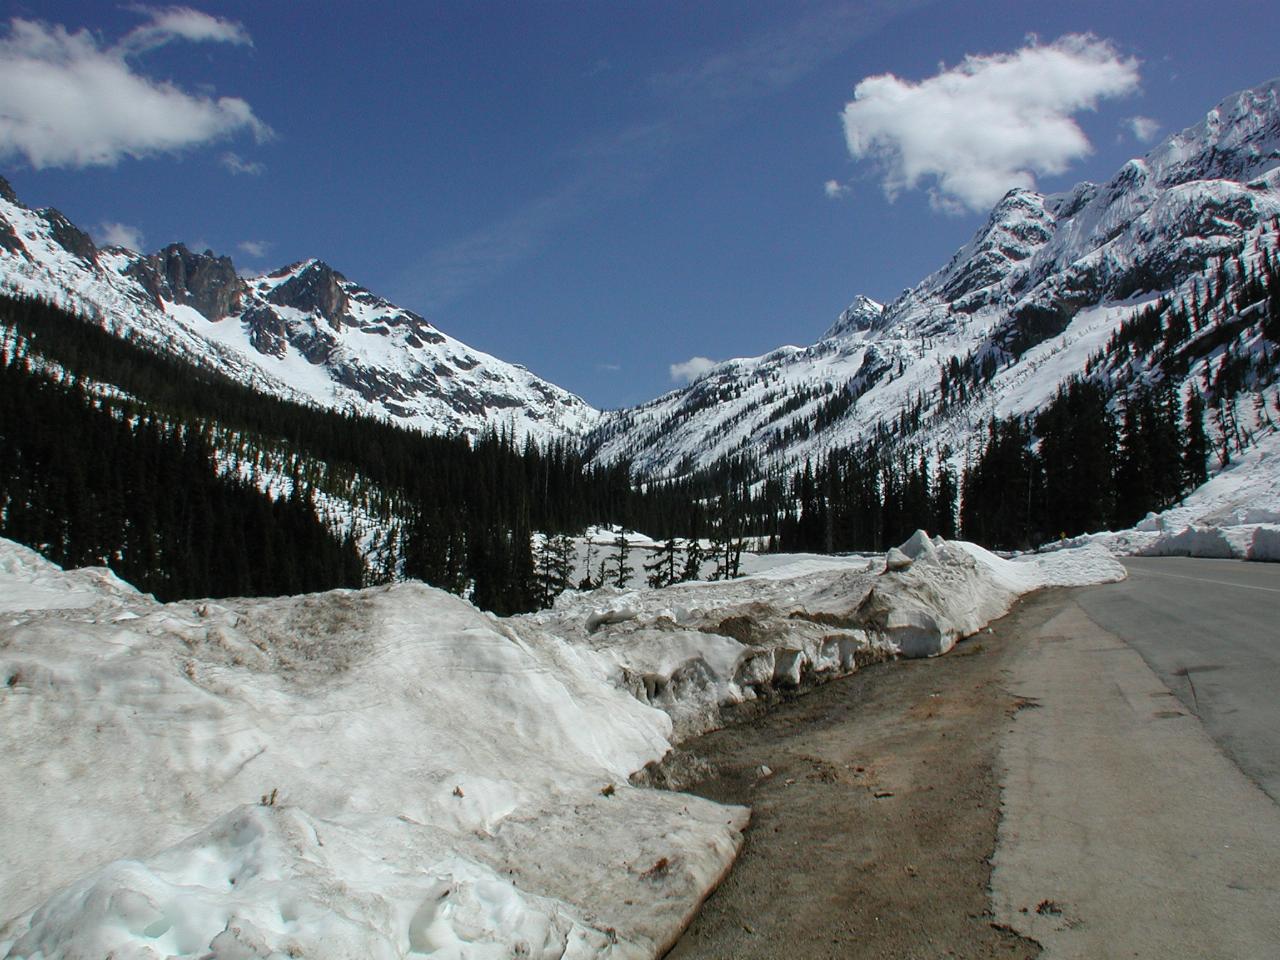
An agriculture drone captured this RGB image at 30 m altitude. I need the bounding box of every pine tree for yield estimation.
[1183,388,1210,490]
[644,537,680,589]
[681,535,705,582]
[609,532,632,589]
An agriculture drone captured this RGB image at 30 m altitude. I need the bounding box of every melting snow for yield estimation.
[0,535,1124,957]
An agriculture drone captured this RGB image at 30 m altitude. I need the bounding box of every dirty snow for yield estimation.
[0,533,1123,958]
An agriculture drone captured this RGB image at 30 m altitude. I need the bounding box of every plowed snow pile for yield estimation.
[0,535,1123,959]
[1046,423,1280,561]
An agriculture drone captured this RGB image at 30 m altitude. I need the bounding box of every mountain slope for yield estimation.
[0,184,598,442]
[588,78,1280,477]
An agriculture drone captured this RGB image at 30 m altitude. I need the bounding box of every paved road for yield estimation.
[993,574,1280,957]
[1075,556,1280,801]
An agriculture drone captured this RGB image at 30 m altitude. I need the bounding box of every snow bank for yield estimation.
[1043,423,1280,563]
[1248,526,1280,561]
[0,532,1124,958]
[0,540,142,613]
[522,533,1124,735]
[857,537,1126,658]
[0,540,745,959]
[1054,521,1280,562]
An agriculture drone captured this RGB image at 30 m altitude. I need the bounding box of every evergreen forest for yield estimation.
[2,231,1278,612]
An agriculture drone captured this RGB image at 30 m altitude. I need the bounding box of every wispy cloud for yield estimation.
[1125,115,1161,143]
[118,6,252,54]
[0,8,269,170]
[824,179,851,200]
[842,34,1141,213]
[399,1,920,312]
[220,151,265,175]
[596,362,622,372]
[670,356,717,384]
[97,220,144,251]
[237,239,271,258]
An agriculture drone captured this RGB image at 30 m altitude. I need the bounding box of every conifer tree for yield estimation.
[609,531,632,589]
[644,537,680,589]
[681,535,705,582]
[1183,388,1210,490]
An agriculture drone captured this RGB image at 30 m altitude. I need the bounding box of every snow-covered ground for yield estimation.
[0,535,1123,959]
[1044,417,1280,562]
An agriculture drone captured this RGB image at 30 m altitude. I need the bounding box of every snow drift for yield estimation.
[0,534,1123,958]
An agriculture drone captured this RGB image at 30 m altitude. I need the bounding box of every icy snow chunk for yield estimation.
[884,547,914,571]
[585,597,642,632]
[897,529,937,560]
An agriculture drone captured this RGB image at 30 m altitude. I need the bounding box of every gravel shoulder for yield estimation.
[657,591,1065,960]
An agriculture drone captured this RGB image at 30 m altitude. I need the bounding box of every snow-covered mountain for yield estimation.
[588,78,1280,476]
[0,180,599,442]
[4,77,1279,479]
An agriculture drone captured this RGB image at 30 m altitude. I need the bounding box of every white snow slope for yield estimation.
[0,185,598,444]
[0,535,1123,959]
[587,78,1280,477]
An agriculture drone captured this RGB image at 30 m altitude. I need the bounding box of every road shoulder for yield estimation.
[992,591,1280,958]
[658,597,1048,960]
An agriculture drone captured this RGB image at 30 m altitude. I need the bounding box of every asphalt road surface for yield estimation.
[1075,556,1280,802]
[993,563,1280,957]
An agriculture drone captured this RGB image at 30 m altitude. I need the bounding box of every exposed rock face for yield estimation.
[266,260,349,328]
[0,218,25,259]
[125,245,244,321]
[161,245,244,321]
[40,210,97,265]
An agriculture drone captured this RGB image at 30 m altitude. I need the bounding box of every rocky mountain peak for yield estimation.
[0,176,17,205]
[821,295,884,340]
[125,244,245,322]
[1147,77,1280,187]
[266,259,350,328]
[39,208,98,265]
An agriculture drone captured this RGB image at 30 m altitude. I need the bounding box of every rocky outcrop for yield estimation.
[267,260,349,328]
[40,210,97,265]
[125,245,244,321]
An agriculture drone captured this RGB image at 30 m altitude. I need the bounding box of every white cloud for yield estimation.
[670,356,717,384]
[220,151,265,176]
[824,179,851,200]
[0,12,270,170]
[841,34,1140,213]
[1126,115,1161,143]
[596,362,622,372]
[237,239,270,258]
[98,221,144,251]
[119,6,251,54]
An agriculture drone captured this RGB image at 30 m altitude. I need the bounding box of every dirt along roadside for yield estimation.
[656,590,1069,960]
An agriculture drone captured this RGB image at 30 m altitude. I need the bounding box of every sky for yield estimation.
[2,1,1278,410]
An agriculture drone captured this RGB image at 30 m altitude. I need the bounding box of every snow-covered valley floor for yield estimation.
[0,536,1123,959]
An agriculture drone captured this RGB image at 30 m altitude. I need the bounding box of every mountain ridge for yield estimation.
[585,76,1280,477]
[0,184,599,442]
[3,76,1280,482]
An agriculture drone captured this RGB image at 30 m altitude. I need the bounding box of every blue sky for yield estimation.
[2,1,1278,409]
